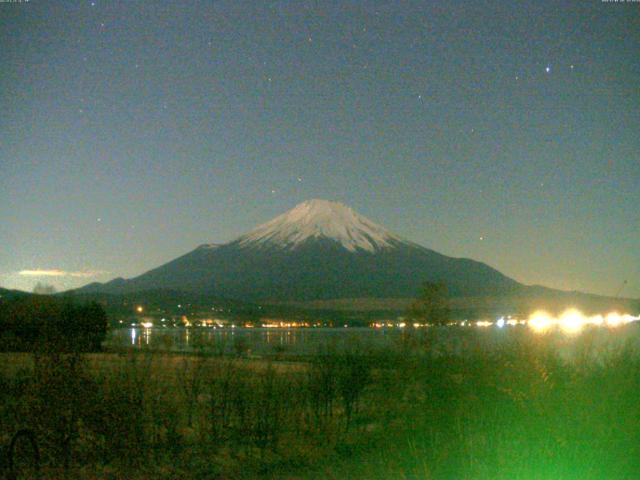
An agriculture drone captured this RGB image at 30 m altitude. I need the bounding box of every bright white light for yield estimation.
[605,312,623,327]
[559,309,584,334]
[496,317,505,328]
[527,309,639,333]
[528,310,553,333]
[590,314,604,326]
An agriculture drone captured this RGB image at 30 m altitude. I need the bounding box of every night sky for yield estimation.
[1,1,638,298]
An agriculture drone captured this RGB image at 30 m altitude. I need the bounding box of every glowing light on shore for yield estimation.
[527,309,639,334]
[141,322,153,328]
[528,310,553,333]
[559,309,584,334]
[590,314,604,326]
[605,312,623,327]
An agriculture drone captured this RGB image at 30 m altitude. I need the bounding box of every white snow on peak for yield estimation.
[197,243,220,250]
[237,199,404,252]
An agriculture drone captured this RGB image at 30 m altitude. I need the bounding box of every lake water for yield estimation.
[106,324,640,359]
[107,326,405,355]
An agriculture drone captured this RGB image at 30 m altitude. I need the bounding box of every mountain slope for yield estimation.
[0,287,32,302]
[75,199,523,301]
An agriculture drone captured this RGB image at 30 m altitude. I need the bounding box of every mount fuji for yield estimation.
[76,199,524,302]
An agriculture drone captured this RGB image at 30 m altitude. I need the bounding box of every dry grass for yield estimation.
[2,329,640,479]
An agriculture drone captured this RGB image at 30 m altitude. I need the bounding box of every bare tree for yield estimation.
[408,281,450,326]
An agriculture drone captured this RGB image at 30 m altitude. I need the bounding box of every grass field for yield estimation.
[1,325,640,479]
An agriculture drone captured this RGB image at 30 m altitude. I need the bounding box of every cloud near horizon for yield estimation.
[18,269,106,278]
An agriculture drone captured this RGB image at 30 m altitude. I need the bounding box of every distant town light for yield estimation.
[559,309,584,334]
[528,310,553,333]
[527,309,639,334]
[590,315,604,326]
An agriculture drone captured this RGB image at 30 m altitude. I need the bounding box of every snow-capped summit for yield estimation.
[237,199,404,252]
[196,243,221,250]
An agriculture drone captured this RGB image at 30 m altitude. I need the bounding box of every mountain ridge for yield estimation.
[73,199,525,301]
[71,199,638,312]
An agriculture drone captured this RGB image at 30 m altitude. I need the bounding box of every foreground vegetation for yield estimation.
[1,327,640,479]
[0,295,107,353]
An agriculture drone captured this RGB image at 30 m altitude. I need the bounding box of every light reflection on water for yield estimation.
[109,325,640,358]
[112,327,400,354]
[130,326,152,347]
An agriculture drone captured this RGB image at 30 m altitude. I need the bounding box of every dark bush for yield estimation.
[0,296,108,352]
